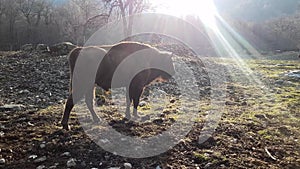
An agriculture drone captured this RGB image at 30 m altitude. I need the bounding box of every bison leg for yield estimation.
[131,87,143,118]
[61,94,74,130]
[85,87,100,123]
[125,88,132,119]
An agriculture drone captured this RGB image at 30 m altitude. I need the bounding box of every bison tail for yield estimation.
[67,47,82,92]
[68,47,82,74]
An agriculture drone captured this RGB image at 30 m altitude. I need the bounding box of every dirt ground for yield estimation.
[0,48,299,169]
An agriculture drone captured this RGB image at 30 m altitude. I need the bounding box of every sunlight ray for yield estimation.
[153,0,267,88]
[153,0,219,31]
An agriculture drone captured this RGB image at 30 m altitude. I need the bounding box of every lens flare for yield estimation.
[153,0,219,30]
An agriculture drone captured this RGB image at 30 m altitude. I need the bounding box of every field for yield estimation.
[0,50,299,169]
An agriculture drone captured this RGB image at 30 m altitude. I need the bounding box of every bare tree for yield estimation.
[42,0,54,25]
[0,0,5,25]
[0,0,152,50]
[16,0,48,42]
[2,0,19,50]
[72,0,108,43]
[55,0,111,44]
[103,0,151,38]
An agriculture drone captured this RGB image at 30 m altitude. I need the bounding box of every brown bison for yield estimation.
[61,42,175,130]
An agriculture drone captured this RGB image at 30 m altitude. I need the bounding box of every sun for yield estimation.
[153,0,218,29]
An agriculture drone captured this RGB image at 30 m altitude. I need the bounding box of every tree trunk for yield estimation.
[127,0,133,38]
[118,0,128,38]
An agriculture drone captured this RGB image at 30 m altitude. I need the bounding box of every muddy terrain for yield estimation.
[0,48,299,169]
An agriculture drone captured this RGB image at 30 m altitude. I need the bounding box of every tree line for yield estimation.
[0,0,151,50]
[0,0,299,52]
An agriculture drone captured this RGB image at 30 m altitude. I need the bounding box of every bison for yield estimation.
[61,41,175,130]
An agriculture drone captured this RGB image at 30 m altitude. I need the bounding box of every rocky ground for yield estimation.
[0,48,299,169]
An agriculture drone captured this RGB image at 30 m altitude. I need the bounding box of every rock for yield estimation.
[80,161,86,167]
[278,126,292,136]
[139,101,147,107]
[61,152,71,157]
[204,162,213,169]
[100,139,110,144]
[36,44,50,53]
[36,165,46,169]
[231,138,237,144]
[21,44,34,52]
[170,98,176,103]
[141,115,150,121]
[18,89,30,94]
[28,155,38,160]
[219,164,226,168]
[49,163,59,169]
[50,42,77,56]
[240,101,247,106]
[254,114,268,120]
[27,121,34,126]
[0,104,26,111]
[0,131,4,137]
[276,64,295,67]
[225,101,235,105]
[34,156,47,163]
[0,158,5,164]
[285,70,300,79]
[199,136,216,148]
[153,118,164,124]
[40,143,46,149]
[67,158,77,167]
[124,162,132,169]
[162,109,172,114]
[275,80,284,85]
[156,166,162,169]
[96,96,106,106]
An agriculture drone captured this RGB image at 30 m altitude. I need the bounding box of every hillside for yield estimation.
[1,44,299,169]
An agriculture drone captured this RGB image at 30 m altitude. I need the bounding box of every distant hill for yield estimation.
[224,18,298,52]
[214,0,300,22]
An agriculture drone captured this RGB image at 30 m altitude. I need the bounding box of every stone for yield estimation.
[153,118,164,124]
[0,158,5,164]
[34,156,47,163]
[67,158,76,167]
[50,42,77,56]
[36,44,50,53]
[61,152,71,157]
[204,163,213,169]
[18,90,30,94]
[28,155,38,160]
[0,104,26,111]
[48,166,57,169]
[170,98,176,103]
[0,131,4,137]
[36,165,46,169]
[141,115,151,121]
[275,80,284,85]
[80,161,86,167]
[139,101,147,107]
[285,70,300,79]
[40,143,46,149]
[124,162,132,169]
[21,44,34,51]
[254,114,268,120]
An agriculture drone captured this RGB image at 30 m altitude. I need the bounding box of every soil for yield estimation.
[0,47,299,169]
